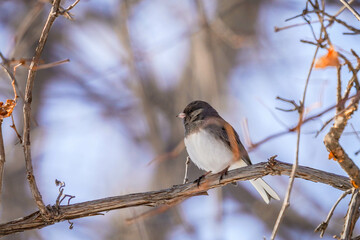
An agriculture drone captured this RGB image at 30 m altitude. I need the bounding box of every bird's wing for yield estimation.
[204,118,252,166]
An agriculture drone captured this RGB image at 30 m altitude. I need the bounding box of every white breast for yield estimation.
[184,129,234,173]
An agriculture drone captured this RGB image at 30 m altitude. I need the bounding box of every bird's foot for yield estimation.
[218,166,230,183]
[193,171,211,187]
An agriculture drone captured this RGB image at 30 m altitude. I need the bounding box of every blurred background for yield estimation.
[0,0,360,239]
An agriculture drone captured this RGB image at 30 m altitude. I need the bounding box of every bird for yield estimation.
[177,100,280,204]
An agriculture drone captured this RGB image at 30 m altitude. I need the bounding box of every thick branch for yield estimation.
[22,0,61,217]
[0,160,351,236]
[324,93,360,187]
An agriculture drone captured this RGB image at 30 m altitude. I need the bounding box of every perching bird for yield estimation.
[177,100,280,204]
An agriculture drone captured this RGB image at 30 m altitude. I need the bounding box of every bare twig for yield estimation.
[335,0,355,17]
[0,64,18,100]
[183,156,190,184]
[322,12,360,34]
[337,66,343,112]
[275,96,301,112]
[271,43,320,240]
[315,189,352,237]
[0,63,19,205]
[274,0,355,33]
[0,64,22,142]
[250,92,358,150]
[147,141,184,166]
[10,114,22,144]
[55,179,65,206]
[62,0,80,13]
[338,52,360,92]
[42,0,79,20]
[22,0,63,218]
[0,160,353,236]
[275,21,319,33]
[315,95,360,137]
[0,122,5,209]
[342,189,360,239]
[343,61,360,102]
[55,180,75,207]
[32,59,69,71]
[339,0,360,21]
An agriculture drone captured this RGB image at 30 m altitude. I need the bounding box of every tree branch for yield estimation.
[22,0,64,218]
[315,189,352,237]
[339,0,360,21]
[0,159,352,236]
[0,122,5,208]
[324,93,360,187]
[342,189,360,239]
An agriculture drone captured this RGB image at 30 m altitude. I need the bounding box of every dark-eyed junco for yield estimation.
[177,100,280,204]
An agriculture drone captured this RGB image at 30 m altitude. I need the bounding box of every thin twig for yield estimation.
[10,114,22,144]
[315,189,352,237]
[335,0,355,17]
[337,65,342,112]
[342,189,360,239]
[249,92,359,149]
[271,44,320,240]
[274,0,355,33]
[315,94,360,137]
[0,121,5,209]
[275,21,320,33]
[32,58,69,70]
[339,0,360,21]
[338,52,360,92]
[322,11,360,34]
[22,0,62,218]
[0,64,22,142]
[0,64,18,101]
[343,63,360,102]
[0,160,353,236]
[183,156,190,184]
[147,141,185,166]
[350,124,360,143]
[63,0,80,13]
[271,114,303,239]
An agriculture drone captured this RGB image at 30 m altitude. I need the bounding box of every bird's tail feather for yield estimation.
[249,178,280,204]
[229,161,280,204]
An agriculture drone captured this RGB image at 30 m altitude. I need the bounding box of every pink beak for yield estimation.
[176,112,186,119]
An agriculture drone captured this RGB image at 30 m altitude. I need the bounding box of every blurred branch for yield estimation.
[22,0,73,218]
[341,189,360,239]
[274,0,360,34]
[315,189,352,237]
[339,0,360,21]
[59,0,81,16]
[148,141,185,166]
[0,159,352,236]
[248,92,359,150]
[0,122,5,208]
